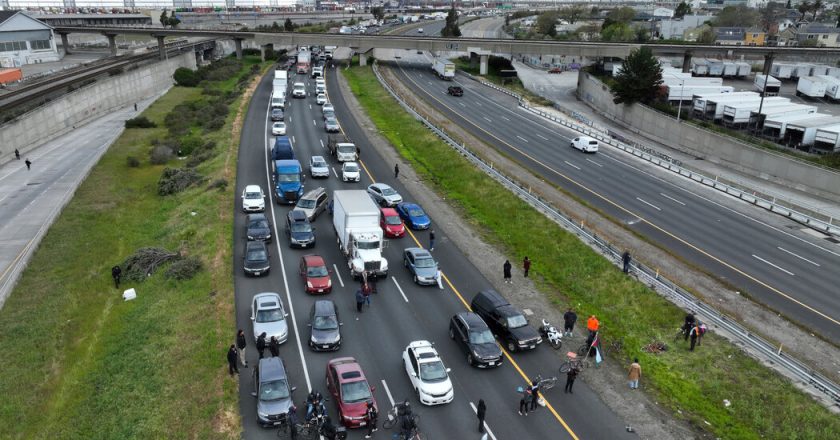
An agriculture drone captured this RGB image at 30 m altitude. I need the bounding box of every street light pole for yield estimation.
[676,79,685,122]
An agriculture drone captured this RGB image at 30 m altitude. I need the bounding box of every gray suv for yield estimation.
[253,357,296,427]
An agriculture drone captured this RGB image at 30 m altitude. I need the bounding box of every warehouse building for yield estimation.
[0,11,60,68]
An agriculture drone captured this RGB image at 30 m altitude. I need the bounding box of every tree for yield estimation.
[675,1,692,19]
[159,10,169,28]
[441,6,461,37]
[371,6,385,21]
[811,0,823,20]
[284,18,295,32]
[698,27,717,44]
[536,10,559,36]
[713,5,758,27]
[601,23,636,41]
[759,2,786,33]
[558,6,586,24]
[798,1,811,20]
[167,16,180,28]
[607,6,637,25]
[611,47,663,105]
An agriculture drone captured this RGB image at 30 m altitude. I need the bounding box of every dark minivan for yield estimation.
[470,289,541,352]
[253,357,296,427]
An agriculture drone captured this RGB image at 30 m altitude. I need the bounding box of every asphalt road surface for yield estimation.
[386,58,840,341]
[233,66,635,439]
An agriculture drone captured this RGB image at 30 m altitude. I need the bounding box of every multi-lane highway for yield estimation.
[386,56,840,341]
[233,64,635,439]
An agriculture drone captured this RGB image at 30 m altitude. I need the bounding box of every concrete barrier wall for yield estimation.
[0,51,197,166]
[577,72,840,200]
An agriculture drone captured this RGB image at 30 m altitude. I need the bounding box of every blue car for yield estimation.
[395,203,430,230]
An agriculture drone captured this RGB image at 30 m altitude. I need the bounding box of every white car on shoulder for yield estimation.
[316,94,327,105]
[402,340,454,406]
[341,162,360,182]
[241,184,266,212]
[271,122,287,136]
[570,136,599,153]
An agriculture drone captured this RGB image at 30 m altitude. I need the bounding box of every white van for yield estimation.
[292,83,306,98]
[270,93,285,109]
[570,136,599,153]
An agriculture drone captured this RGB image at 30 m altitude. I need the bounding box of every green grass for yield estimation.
[0,58,270,439]
[343,65,840,440]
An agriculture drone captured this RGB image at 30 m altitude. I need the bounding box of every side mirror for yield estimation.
[284,313,289,317]
[446,368,452,373]
[291,386,298,392]
[370,385,376,392]
[250,392,257,397]
[339,322,344,326]
[250,316,255,321]
[307,323,312,327]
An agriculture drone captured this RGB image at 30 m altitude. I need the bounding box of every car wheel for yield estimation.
[449,327,455,339]
[467,353,475,366]
[413,275,419,284]
[507,340,517,352]
[403,258,408,268]
[415,387,420,402]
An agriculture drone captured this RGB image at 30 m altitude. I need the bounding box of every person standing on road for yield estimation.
[564,367,578,394]
[503,260,512,284]
[25,158,31,170]
[356,288,365,313]
[236,329,248,368]
[394,163,399,179]
[269,335,280,357]
[227,344,239,376]
[523,256,531,277]
[628,358,641,389]
[288,405,299,440]
[529,379,540,411]
[14,149,20,160]
[428,229,435,251]
[111,265,122,289]
[622,250,632,274]
[563,308,577,338]
[364,400,378,438]
[256,332,267,359]
[518,386,531,416]
[476,399,487,433]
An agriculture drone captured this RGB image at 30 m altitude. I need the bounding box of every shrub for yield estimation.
[242,48,260,56]
[122,247,179,282]
[157,167,205,195]
[164,257,203,280]
[173,67,200,87]
[150,145,174,165]
[203,116,226,132]
[125,116,157,128]
[126,156,141,168]
[178,136,203,156]
[208,178,228,191]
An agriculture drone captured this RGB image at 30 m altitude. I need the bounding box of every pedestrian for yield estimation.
[689,324,700,351]
[14,149,20,160]
[683,312,696,341]
[518,386,531,416]
[364,400,378,438]
[288,405,299,440]
[523,256,531,277]
[25,158,31,170]
[134,102,138,112]
[622,250,632,274]
[564,367,578,393]
[356,145,361,159]
[227,344,239,376]
[529,379,540,411]
[586,315,600,338]
[563,308,577,338]
[476,398,486,433]
[269,335,280,357]
[697,322,707,346]
[428,229,435,251]
[356,288,365,313]
[628,358,641,389]
[436,268,443,290]
[236,329,248,368]
[394,163,399,179]
[503,260,512,283]
[111,265,122,289]
[256,332,267,359]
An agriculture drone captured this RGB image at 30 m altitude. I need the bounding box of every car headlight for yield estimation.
[247,235,254,240]
[307,281,313,288]
[258,411,269,418]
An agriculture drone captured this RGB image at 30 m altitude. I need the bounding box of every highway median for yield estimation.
[342,63,840,439]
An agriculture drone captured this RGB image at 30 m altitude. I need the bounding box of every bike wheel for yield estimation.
[559,362,571,374]
[542,377,557,390]
[577,344,589,356]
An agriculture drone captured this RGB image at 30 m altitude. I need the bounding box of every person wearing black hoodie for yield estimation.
[269,336,280,357]
[476,399,487,433]
[256,332,267,359]
[503,260,512,283]
[226,345,239,376]
[563,308,577,338]
[236,329,248,368]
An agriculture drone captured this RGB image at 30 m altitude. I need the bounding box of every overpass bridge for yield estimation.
[53,25,840,74]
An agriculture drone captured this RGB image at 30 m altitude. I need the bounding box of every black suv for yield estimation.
[470,289,541,352]
[449,312,503,368]
[285,210,316,248]
[447,86,463,97]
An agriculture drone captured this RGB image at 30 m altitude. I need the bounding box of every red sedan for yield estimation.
[299,255,332,294]
[380,207,405,238]
[326,357,378,428]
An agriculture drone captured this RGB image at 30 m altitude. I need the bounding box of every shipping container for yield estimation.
[791,63,815,79]
[736,62,752,77]
[810,65,830,76]
[691,59,709,76]
[0,68,22,84]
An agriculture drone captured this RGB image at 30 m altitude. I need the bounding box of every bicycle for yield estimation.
[382,400,420,429]
[534,374,557,391]
[391,426,422,440]
[559,351,589,373]
[673,326,688,343]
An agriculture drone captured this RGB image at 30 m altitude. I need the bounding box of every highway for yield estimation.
[386,57,840,341]
[233,65,634,438]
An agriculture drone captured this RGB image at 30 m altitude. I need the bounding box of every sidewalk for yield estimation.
[511,60,840,222]
[0,94,161,309]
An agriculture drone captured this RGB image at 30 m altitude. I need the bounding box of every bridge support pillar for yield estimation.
[469,52,478,69]
[682,52,692,73]
[106,34,118,57]
[358,48,372,66]
[260,44,273,62]
[234,38,243,60]
[59,32,71,55]
[479,54,489,76]
[763,53,775,75]
[156,36,166,60]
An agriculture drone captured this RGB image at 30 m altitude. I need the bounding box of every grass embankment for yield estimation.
[453,56,554,106]
[343,65,840,439]
[0,55,270,439]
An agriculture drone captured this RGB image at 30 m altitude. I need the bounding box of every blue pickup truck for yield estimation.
[273,159,304,204]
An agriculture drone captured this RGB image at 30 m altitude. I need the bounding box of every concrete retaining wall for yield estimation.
[577,72,840,201]
[0,51,197,165]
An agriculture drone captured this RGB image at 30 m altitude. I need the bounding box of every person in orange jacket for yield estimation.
[586,315,599,337]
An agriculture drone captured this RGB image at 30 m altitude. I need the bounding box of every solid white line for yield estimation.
[288,116,292,123]
[516,135,529,143]
[585,158,603,167]
[777,247,820,267]
[262,98,313,392]
[474,101,482,107]
[320,139,325,149]
[381,379,396,406]
[660,192,686,206]
[309,104,312,110]
[332,167,338,178]
[313,119,316,126]
[482,116,492,123]
[333,263,345,287]
[469,402,498,440]
[292,136,296,144]
[459,102,466,107]
[501,116,511,121]
[753,254,795,276]
[636,197,662,211]
[391,277,409,303]
[563,160,580,170]
[536,133,548,140]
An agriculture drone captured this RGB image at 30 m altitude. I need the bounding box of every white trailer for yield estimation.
[721,97,791,126]
[814,125,840,152]
[828,67,840,78]
[749,103,817,128]
[662,76,723,87]
[691,59,708,76]
[274,69,288,82]
[816,75,840,100]
[754,74,781,96]
[763,113,829,138]
[693,92,761,119]
[667,85,733,102]
[797,76,828,98]
[706,59,724,76]
[431,58,455,80]
[722,62,738,77]
[786,117,840,146]
[332,190,389,279]
[792,63,815,79]
[810,65,830,76]
[770,63,794,79]
[736,62,752,77]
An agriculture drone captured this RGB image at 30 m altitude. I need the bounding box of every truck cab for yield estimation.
[348,232,389,279]
[273,160,304,205]
[327,134,358,162]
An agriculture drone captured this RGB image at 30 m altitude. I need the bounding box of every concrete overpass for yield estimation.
[53,25,840,74]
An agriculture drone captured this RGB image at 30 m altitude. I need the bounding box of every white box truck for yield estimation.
[797,76,828,98]
[432,58,455,80]
[817,75,840,100]
[770,63,794,79]
[754,74,781,96]
[332,190,389,279]
[666,85,733,102]
[814,125,840,152]
[735,62,752,77]
[722,62,738,77]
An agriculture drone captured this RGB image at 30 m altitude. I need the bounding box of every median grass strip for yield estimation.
[0,56,269,438]
[343,65,840,440]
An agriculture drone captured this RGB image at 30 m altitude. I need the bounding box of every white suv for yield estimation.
[241,185,266,212]
[402,340,454,406]
[292,83,306,98]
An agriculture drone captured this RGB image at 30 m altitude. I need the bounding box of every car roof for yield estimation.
[457,312,489,330]
[254,292,282,308]
[244,185,262,192]
[380,207,398,216]
[405,247,432,259]
[370,182,390,190]
[474,289,509,307]
[301,187,326,200]
[246,241,268,251]
[313,299,337,316]
[302,254,326,266]
[311,155,326,162]
[329,357,366,383]
[248,213,268,222]
[259,356,287,382]
[343,161,358,167]
[288,210,308,221]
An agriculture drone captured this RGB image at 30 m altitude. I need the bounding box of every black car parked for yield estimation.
[308,300,342,351]
[243,241,271,277]
[447,86,463,97]
[247,213,273,243]
[470,289,541,352]
[449,312,503,368]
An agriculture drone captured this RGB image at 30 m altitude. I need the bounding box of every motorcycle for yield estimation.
[539,319,563,349]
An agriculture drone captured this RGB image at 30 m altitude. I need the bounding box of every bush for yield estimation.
[173,67,200,87]
[157,167,205,196]
[125,116,157,128]
[242,48,261,56]
[126,156,141,168]
[164,256,203,280]
[208,178,228,191]
[150,145,174,165]
[122,247,179,282]
[177,136,203,156]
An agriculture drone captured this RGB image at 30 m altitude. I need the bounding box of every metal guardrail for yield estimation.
[457,70,840,237]
[372,62,840,408]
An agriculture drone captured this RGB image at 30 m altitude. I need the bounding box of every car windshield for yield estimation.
[356,239,380,250]
[274,123,285,129]
[469,329,495,344]
[247,249,268,261]
[344,164,359,172]
[260,379,290,401]
[381,187,397,196]
[257,307,284,323]
[313,315,338,330]
[312,159,327,168]
[250,219,269,229]
[414,256,436,268]
[338,145,355,153]
[277,173,300,182]
[297,199,316,209]
[407,207,426,217]
[340,380,372,403]
[506,315,528,329]
[245,191,261,199]
[419,361,448,382]
[307,265,329,277]
[290,222,312,233]
[384,215,402,226]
